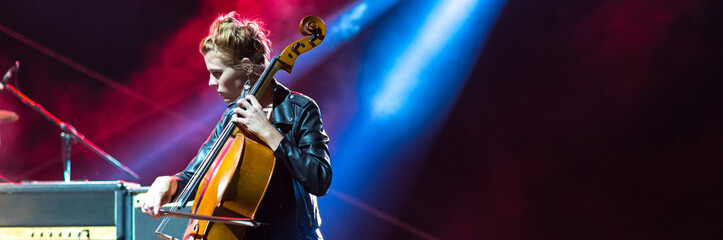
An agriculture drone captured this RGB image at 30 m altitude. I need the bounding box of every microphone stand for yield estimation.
[0,81,139,181]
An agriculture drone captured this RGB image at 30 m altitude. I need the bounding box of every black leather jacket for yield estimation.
[174,81,332,239]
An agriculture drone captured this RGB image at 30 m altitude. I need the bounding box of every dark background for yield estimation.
[1,0,721,239]
[399,0,722,238]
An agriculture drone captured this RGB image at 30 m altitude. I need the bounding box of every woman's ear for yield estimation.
[240,58,254,74]
[240,57,253,65]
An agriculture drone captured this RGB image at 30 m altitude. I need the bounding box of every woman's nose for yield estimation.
[208,77,218,87]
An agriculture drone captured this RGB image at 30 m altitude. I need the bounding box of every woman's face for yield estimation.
[204,51,246,104]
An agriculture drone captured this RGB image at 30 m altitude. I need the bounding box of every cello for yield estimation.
[153,15,326,240]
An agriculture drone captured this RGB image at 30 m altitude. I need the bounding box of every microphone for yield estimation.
[2,61,19,84]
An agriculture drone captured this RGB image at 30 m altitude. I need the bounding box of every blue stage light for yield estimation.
[322,0,506,238]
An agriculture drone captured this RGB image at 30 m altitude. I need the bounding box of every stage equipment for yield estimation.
[0,181,137,239]
[0,181,195,239]
[0,61,138,181]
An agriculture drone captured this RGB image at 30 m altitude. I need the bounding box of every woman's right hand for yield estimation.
[140,176,178,219]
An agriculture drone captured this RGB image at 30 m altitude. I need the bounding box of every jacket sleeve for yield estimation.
[273,101,332,196]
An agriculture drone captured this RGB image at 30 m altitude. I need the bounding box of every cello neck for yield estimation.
[249,57,282,100]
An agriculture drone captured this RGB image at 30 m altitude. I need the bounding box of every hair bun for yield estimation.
[199,12,272,69]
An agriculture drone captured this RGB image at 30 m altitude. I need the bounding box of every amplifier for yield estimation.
[0,226,116,239]
[0,181,136,239]
[0,181,191,240]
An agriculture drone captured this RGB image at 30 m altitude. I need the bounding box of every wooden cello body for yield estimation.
[154,15,326,240]
[183,128,275,239]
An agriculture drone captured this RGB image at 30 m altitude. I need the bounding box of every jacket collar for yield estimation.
[271,80,295,125]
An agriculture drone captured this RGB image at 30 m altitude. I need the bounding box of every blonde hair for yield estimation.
[199,12,272,70]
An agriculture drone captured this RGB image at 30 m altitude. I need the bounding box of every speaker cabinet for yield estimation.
[0,181,135,239]
[0,181,191,239]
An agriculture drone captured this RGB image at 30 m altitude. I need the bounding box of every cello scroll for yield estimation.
[277,15,326,73]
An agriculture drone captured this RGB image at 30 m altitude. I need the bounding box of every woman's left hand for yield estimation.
[232,95,284,150]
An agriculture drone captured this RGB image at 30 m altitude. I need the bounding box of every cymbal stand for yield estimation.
[0,79,139,181]
[60,124,76,182]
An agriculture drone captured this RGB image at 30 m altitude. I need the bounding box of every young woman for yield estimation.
[140,12,332,239]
